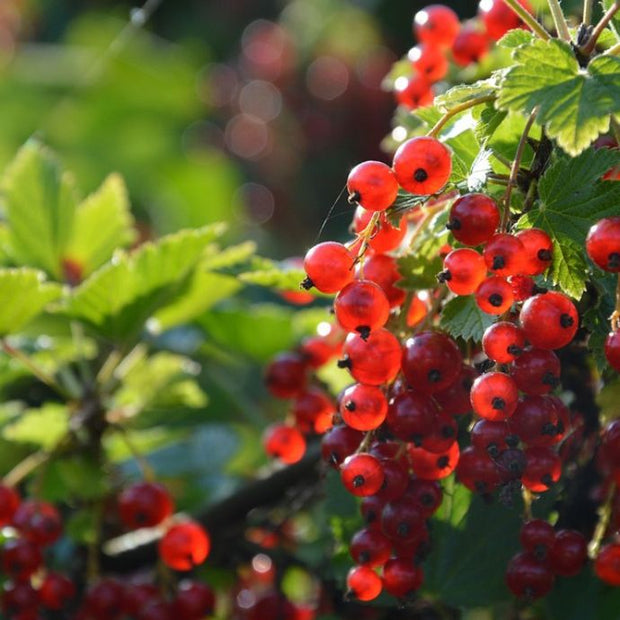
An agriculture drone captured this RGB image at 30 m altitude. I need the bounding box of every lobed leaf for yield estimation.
[439,295,495,342]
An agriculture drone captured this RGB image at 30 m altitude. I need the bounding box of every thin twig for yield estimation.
[583,0,594,25]
[502,109,538,230]
[581,0,620,55]
[3,451,49,488]
[547,0,572,41]
[503,0,552,40]
[427,95,497,138]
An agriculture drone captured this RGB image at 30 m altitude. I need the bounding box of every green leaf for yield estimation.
[440,295,495,342]
[396,254,443,290]
[2,403,67,449]
[516,149,620,298]
[238,264,310,293]
[64,225,225,341]
[603,0,620,42]
[497,29,535,48]
[582,272,617,370]
[434,76,498,111]
[597,379,620,424]
[473,103,508,144]
[64,173,136,277]
[498,38,620,155]
[39,455,110,502]
[1,141,77,278]
[0,268,63,335]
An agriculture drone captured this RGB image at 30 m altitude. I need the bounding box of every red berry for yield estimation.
[606,331,620,371]
[39,572,76,611]
[380,496,426,543]
[519,519,556,560]
[347,161,399,212]
[346,565,382,601]
[1,539,42,581]
[2,581,39,616]
[12,500,62,547]
[383,559,424,598]
[479,0,533,41]
[408,441,460,480]
[509,274,537,301]
[159,521,211,571]
[350,528,392,567]
[440,248,486,295]
[386,390,438,443]
[394,74,434,109]
[83,578,125,620]
[360,253,406,307]
[475,276,514,315]
[264,352,308,399]
[522,446,561,492]
[118,482,174,530]
[263,424,306,464]
[549,529,587,576]
[508,396,560,447]
[451,27,489,66]
[0,486,20,525]
[509,348,561,395]
[447,193,500,246]
[303,241,354,293]
[173,580,216,618]
[421,411,458,453]
[392,137,452,195]
[292,386,335,434]
[470,371,519,421]
[342,328,402,386]
[341,453,385,497]
[401,331,462,394]
[586,216,620,272]
[595,542,620,585]
[334,280,390,336]
[413,4,460,48]
[471,419,512,456]
[353,207,408,252]
[520,292,578,350]
[321,424,363,468]
[505,551,554,599]
[340,383,387,431]
[407,478,443,517]
[483,233,526,277]
[408,44,449,83]
[456,446,502,493]
[433,365,477,415]
[515,228,553,276]
[482,321,525,364]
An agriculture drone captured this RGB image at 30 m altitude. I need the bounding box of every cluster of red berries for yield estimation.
[395,0,531,110]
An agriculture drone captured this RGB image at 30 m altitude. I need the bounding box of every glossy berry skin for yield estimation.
[118,482,174,530]
[408,44,449,83]
[447,193,500,246]
[422,411,458,454]
[434,365,477,415]
[334,280,390,336]
[263,424,306,464]
[479,0,532,41]
[386,390,437,443]
[1,539,42,581]
[408,478,443,517]
[394,74,434,109]
[321,425,363,468]
[471,419,512,457]
[342,328,402,386]
[520,520,556,560]
[482,322,525,364]
[158,521,210,571]
[475,276,514,315]
[549,530,587,576]
[451,27,489,66]
[264,352,308,399]
[408,441,460,480]
[12,500,62,547]
[585,216,620,272]
[392,137,452,195]
[508,396,559,447]
[361,253,406,307]
[383,559,424,598]
[353,207,408,253]
[520,292,578,350]
[347,160,399,212]
[456,446,502,493]
[346,565,382,601]
[470,372,518,421]
[340,454,385,497]
[173,580,216,618]
[515,228,553,276]
[83,578,125,620]
[2,581,39,616]
[522,446,561,492]
[595,543,620,586]
[505,551,554,599]
[441,248,486,296]
[39,572,76,611]
[483,233,526,277]
[413,4,460,48]
[401,331,462,394]
[510,348,560,395]
[0,486,19,525]
[302,241,354,293]
[380,497,426,543]
[340,383,387,431]
[293,386,334,434]
[350,528,392,567]
[509,274,537,301]
[606,331,620,371]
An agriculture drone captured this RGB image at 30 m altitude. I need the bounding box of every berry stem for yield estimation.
[502,0,552,40]
[588,483,616,558]
[1,340,73,400]
[606,41,620,55]
[583,0,594,25]
[547,0,572,41]
[522,487,534,520]
[501,108,538,230]
[3,450,49,488]
[427,95,497,139]
[581,0,620,55]
[610,273,620,332]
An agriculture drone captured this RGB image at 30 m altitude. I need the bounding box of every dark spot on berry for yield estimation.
[542,371,559,386]
[348,190,361,205]
[414,168,428,182]
[352,475,365,488]
[492,255,505,270]
[537,249,552,262]
[437,269,452,283]
[488,293,503,307]
[437,456,449,468]
[542,422,557,436]
[420,492,433,506]
[532,284,548,294]
[356,325,371,340]
[344,400,356,412]
[446,218,461,231]
[411,433,423,447]
[507,344,523,356]
[487,444,499,458]
[358,550,371,563]
[541,473,554,487]
[491,397,505,410]
[608,252,620,269]
[560,313,574,328]
[428,369,441,383]
[475,358,495,373]
[441,425,455,438]
[396,522,410,537]
[506,434,520,448]
[534,544,548,561]
[300,276,314,290]
[337,356,352,369]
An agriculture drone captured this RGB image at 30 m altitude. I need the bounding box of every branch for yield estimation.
[503,0,552,40]
[581,0,620,55]
[427,94,496,138]
[547,0,572,41]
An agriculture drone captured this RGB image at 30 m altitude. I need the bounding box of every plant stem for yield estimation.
[581,0,620,55]
[503,0,552,40]
[610,273,620,332]
[502,109,538,230]
[583,0,594,25]
[1,340,72,400]
[3,451,49,488]
[547,0,572,40]
[606,41,620,55]
[522,487,534,520]
[427,95,497,138]
[589,483,616,557]
[112,424,156,482]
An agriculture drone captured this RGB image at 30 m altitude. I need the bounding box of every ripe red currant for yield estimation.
[340,383,387,431]
[482,321,525,364]
[263,424,306,464]
[346,565,382,601]
[586,216,620,272]
[470,371,519,421]
[340,453,385,497]
[302,241,354,293]
[159,521,210,571]
[334,280,390,337]
[413,4,460,48]
[118,482,174,530]
[447,193,500,246]
[392,137,452,195]
[440,248,486,296]
[347,160,399,212]
[475,276,514,314]
[520,292,578,350]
